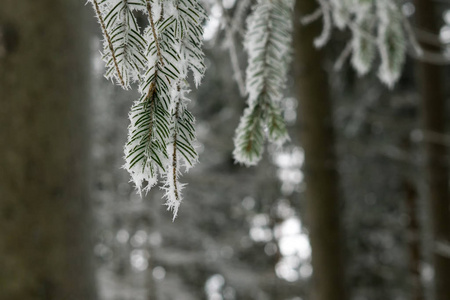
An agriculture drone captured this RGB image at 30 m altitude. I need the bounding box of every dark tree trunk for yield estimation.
[0,1,97,299]
[414,2,450,300]
[293,2,346,300]
[402,138,424,300]
[404,180,424,300]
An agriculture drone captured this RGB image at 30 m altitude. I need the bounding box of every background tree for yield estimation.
[415,1,450,299]
[0,1,97,299]
[293,1,346,300]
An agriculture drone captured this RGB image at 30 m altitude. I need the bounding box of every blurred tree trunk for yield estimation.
[293,2,346,300]
[404,179,424,300]
[402,138,424,300]
[0,1,97,299]
[414,2,450,300]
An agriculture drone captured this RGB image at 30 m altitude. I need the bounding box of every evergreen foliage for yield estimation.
[89,0,205,218]
[311,0,410,87]
[233,0,294,166]
[89,0,421,218]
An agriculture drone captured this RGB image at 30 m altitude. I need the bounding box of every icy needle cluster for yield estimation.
[89,0,206,219]
[233,0,295,166]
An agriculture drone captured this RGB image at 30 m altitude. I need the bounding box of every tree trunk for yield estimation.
[414,2,450,300]
[402,138,424,300]
[0,1,97,299]
[293,2,346,300]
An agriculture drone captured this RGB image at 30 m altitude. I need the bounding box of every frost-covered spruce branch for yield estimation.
[233,0,294,166]
[161,0,205,216]
[125,0,205,218]
[308,0,409,87]
[91,0,205,219]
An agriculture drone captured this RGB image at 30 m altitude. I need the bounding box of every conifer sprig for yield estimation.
[91,0,205,218]
[115,0,204,218]
[163,85,198,219]
[233,0,294,166]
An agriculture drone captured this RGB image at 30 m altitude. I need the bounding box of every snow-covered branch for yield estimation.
[91,0,206,219]
[233,0,294,166]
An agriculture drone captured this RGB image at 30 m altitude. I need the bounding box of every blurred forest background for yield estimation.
[1,0,450,300]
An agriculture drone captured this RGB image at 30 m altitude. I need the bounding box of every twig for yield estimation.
[214,0,246,97]
[334,41,353,71]
[146,0,164,66]
[232,0,252,37]
[172,98,181,204]
[301,7,323,25]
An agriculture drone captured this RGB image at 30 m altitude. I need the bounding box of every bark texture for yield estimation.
[0,1,97,299]
[414,2,450,300]
[293,2,346,300]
